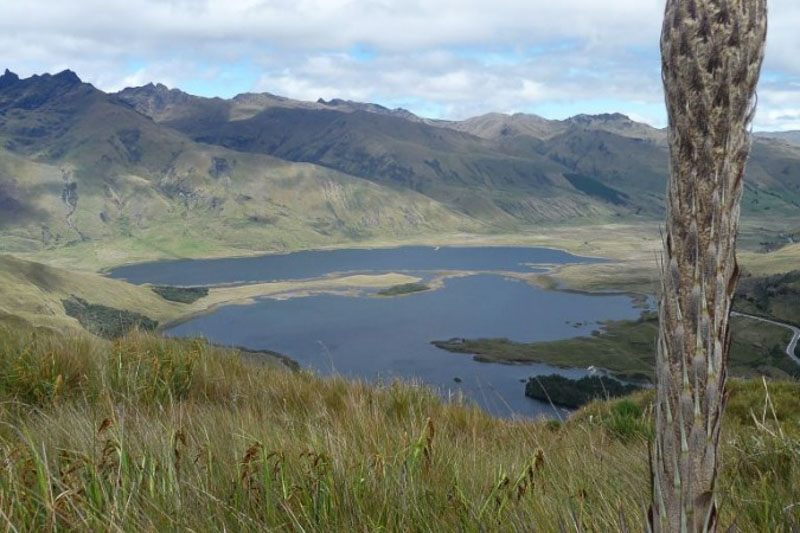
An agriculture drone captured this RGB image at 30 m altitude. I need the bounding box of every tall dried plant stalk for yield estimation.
[651,1,767,532]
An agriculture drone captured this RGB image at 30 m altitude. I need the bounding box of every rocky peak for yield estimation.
[52,69,82,85]
[118,82,185,98]
[317,97,422,122]
[115,82,193,116]
[0,69,93,112]
[137,82,172,95]
[0,69,20,90]
[233,91,286,103]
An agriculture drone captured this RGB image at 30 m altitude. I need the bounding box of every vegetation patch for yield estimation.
[63,296,158,339]
[151,285,209,304]
[375,282,431,297]
[525,374,642,408]
[432,313,657,382]
[735,269,800,327]
[433,311,797,382]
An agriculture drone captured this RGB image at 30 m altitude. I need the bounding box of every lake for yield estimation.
[110,247,640,418]
[108,245,599,285]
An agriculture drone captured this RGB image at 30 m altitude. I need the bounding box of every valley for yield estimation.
[1,68,799,417]
[106,246,636,418]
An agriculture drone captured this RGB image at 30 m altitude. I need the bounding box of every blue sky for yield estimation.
[2,0,799,130]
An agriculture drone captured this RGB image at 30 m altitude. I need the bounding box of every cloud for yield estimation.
[254,44,662,120]
[0,0,664,52]
[1,0,799,129]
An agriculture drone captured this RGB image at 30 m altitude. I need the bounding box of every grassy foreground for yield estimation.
[0,327,799,531]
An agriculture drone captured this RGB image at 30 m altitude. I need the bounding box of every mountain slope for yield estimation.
[756,131,800,147]
[0,253,182,332]
[2,69,799,269]
[117,83,800,227]
[0,70,478,267]
[478,112,800,221]
[118,86,643,224]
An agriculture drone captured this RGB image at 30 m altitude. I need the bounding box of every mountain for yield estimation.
[115,84,425,124]
[316,98,426,122]
[0,70,477,267]
[756,131,800,148]
[117,82,800,227]
[442,112,564,140]
[442,112,662,141]
[116,85,659,224]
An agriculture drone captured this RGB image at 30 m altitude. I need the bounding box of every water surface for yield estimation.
[109,246,602,286]
[112,246,636,418]
[165,273,639,418]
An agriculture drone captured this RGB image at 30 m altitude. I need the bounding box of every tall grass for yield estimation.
[0,326,797,531]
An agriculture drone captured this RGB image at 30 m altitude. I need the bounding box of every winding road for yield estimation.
[732,311,800,365]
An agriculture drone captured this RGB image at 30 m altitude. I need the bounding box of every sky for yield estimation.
[1,0,799,130]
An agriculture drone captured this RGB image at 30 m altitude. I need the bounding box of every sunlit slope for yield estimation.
[0,254,181,332]
[0,71,478,264]
[159,105,613,225]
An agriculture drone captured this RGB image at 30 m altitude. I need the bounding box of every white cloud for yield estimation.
[0,0,664,52]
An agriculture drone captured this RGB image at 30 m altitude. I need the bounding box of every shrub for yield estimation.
[151,285,209,304]
[63,296,158,339]
[601,399,653,442]
[525,374,642,408]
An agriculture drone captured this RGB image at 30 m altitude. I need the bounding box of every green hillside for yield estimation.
[158,105,609,225]
[2,69,799,270]
[0,70,478,267]
[118,83,800,229]
[0,254,184,332]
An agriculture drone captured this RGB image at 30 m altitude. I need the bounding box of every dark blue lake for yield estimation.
[108,246,602,286]
[114,247,641,419]
[165,274,639,418]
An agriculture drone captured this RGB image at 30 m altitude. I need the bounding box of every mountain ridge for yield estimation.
[2,68,799,267]
[0,69,479,267]
[115,76,798,226]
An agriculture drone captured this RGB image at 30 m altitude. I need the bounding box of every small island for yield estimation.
[525,374,642,408]
[375,282,431,297]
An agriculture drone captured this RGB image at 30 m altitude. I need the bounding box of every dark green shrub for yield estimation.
[151,285,209,304]
[525,374,641,408]
[63,296,158,339]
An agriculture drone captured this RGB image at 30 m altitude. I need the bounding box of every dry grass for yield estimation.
[0,327,797,531]
[0,254,424,335]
